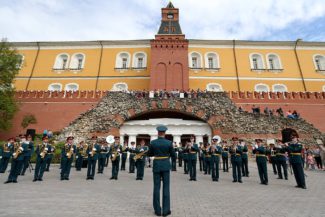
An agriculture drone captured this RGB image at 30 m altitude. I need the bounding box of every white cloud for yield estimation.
[0,0,325,42]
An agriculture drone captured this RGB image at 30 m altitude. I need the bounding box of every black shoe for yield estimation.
[38,178,43,181]
[155,212,161,216]
[13,180,17,183]
[87,177,90,180]
[233,180,237,183]
[163,211,171,216]
[21,173,25,176]
[295,185,301,188]
[301,185,307,189]
[4,180,12,184]
[246,175,249,177]
[65,177,69,180]
[115,177,118,180]
[60,177,64,181]
[33,179,37,182]
[277,177,283,179]
[91,177,94,180]
[110,177,115,180]
[238,180,242,183]
[285,177,288,180]
[189,179,192,181]
[264,182,268,185]
[192,179,197,181]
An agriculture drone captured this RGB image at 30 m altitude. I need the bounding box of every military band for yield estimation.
[0,127,310,198]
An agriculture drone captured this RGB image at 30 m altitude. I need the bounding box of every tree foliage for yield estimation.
[21,114,37,129]
[0,39,20,131]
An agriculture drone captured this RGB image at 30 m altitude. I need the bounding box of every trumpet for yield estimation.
[90,143,97,157]
[134,150,148,161]
[13,142,23,159]
[40,144,48,159]
[66,144,74,159]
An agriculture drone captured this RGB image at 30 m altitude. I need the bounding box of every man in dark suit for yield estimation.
[148,125,176,217]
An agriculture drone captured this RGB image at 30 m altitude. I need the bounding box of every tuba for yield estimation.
[13,142,23,159]
[40,143,48,159]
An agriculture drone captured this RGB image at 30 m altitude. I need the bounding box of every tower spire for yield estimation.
[157,2,182,35]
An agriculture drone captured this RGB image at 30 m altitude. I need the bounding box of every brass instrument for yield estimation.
[111,145,120,162]
[81,143,88,158]
[3,143,11,152]
[13,142,23,159]
[134,150,148,161]
[66,144,74,159]
[40,143,48,159]
[90,143,97,157]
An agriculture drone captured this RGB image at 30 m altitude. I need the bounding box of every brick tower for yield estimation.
[150,2,189,91]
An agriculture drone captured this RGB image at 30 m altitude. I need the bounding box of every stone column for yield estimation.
[150,135,158,141]
[196,135,204,144]
[128,135,137,146]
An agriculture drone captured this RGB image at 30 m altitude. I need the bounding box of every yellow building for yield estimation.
[12,4,325,93]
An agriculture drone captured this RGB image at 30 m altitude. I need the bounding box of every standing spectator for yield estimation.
[238,106,243,112]
[307,153,315,170]
[264,107,269,116]
[292,110,300,119]
[313,146,323,170]
[319,144,325,171]
[43,129,48,137]
[47,130,53,139]
[276,107,284,117]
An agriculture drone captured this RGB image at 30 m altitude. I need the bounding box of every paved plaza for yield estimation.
[0,162,324,217]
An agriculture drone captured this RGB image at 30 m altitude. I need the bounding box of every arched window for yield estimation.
[314,55,325,71]
[267,54,282,71]
[272,84,287,93]
[48,83,62,91]
[64,83,79,92]
[115,52,131,69]
[112,82,128,91]
[132,52,147,69]
[206,83,223,92]
[16,54,24,69]
[70,53,85,70]
[250,53,265,70]
[204,52,220,70]
[53,54,69,70]
[189,52,202,69]
[254,83,269,93]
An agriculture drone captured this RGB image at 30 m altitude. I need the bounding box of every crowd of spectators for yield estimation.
[240,105,301,119]
[127,89,216,99]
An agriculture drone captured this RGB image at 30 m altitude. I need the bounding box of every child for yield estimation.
[307,153,315,170]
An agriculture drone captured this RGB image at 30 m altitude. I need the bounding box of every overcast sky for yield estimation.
[1,0,325,42]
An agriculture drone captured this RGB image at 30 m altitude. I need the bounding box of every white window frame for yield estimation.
[115,52,131,70]
[206,83,223,92]
[188,52,203,70]
[249,53,265,72]
[64,83,79,92]
[266,53,282,72]
[53,53,70,71]
[204,52,220,72]
[254,83,269,93]
[132,52,147,70]
[272,84,287,93]
[69,53,85,71]
[313,54,325,72]
[111,82,129,92]
[48,83,62,91]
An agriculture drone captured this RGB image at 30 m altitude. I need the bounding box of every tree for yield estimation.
[21,114,37,129]
[0,39,20,131]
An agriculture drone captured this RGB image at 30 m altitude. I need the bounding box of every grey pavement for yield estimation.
[0,161,324,217]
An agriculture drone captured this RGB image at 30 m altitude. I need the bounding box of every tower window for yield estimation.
[192,57,198,68]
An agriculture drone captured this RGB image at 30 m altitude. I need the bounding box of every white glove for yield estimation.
[19,147,24,151]
[0,156,2,159]
[140,149,144,152]
[45,148,48,151]
[76,156,78,159]
[93,148,96,151]
[117,149,120,152]
[89,152,92,155]
[13,153,17,157]
[255,145,258,149]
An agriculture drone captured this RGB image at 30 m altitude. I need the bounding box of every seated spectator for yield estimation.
[276,107,284,117]
[286,110,295,119]
[264,107,269,116]
[47,130,53,139]
[238,106,243,112]
[292,110,300,119]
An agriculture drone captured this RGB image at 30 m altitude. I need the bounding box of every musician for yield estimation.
[135,139,148,180]
[229,137,243,183]
[187,136,199,181]
[86,136,100,180]
[210,136,222,182]
[0,138,14,173]
[121,141,128,171]
[33,135,53,182]
[182,143,189,174]
[45,141,55,172]
[4,138,26,184]
[269,143,278,175]
[20,134,34,176]
[98,141,109,174]
[198,142,204,172]
[221,141,229,172]
[203,143,212,175]
[177,142,183,167]
[60,136,76,181]
[275,140,288,180]
[129,141,136,173]
[240,140,249,177]
[284,131,306,189]
[171,142,177,171]
[148,125,176,216]
[75,141,85,171]
[252,139,270,185]
[109,136,122,180]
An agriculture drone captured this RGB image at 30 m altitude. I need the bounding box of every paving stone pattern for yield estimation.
[0,161,324,217]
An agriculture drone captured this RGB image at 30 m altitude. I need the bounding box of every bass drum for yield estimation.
[281,128,298,143]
